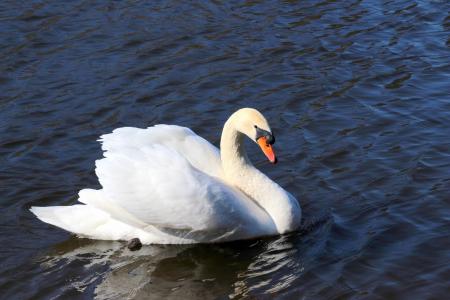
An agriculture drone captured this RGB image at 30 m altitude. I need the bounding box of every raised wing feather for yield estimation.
[99,125,223,178]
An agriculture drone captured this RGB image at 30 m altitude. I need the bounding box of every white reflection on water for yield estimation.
[230,235,303,298]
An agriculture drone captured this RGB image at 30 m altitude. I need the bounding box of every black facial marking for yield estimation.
[255,127,275,145]
[266,131,275,145]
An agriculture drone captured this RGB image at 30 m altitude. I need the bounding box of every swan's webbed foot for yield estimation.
[127,238,142,251]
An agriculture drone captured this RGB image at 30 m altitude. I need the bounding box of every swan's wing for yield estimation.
[94,143,264,236]
[94,126,270,238]
[99,125,223,178]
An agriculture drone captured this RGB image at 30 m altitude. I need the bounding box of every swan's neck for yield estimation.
[220,118,301,233]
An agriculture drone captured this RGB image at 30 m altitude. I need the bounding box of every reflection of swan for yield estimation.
[31,108,301,244]
[230,235,303,297]
[36,237,194,299]
[51,238,303,299]
[35,235,305,299]
[94,237,303,299]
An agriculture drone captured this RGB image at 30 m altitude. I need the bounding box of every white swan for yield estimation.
[31,108,301,244]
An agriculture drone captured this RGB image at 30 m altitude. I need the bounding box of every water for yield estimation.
[1,0,449,299]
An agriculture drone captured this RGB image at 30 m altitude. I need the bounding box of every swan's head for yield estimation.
[232,108,277,164]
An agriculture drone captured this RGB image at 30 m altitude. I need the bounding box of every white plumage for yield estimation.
[31,109,301,244]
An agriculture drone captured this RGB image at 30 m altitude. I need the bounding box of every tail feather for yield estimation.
[30,205,154,242]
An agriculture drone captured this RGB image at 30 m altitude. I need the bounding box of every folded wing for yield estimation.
[91,125,270,240]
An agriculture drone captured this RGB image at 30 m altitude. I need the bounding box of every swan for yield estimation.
[31,108,301,244]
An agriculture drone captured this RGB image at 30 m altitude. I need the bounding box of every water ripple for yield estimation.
[0,0,449,298]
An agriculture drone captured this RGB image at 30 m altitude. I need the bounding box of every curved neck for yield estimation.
[220,117,249,174]
[220,117,301,234]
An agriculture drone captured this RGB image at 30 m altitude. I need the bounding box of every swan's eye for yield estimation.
[254,125,258,129]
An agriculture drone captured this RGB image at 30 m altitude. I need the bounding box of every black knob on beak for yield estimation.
[265,132,275,145]
[255,126,275,145]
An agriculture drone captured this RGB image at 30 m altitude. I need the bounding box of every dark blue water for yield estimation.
[1,0,449,299]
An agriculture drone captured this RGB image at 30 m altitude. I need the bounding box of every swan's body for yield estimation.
[31,108,301,244]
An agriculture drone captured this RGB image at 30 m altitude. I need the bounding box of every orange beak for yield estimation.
[257,137,277,164]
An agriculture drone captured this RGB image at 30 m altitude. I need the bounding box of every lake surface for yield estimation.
[1,0,449,299]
